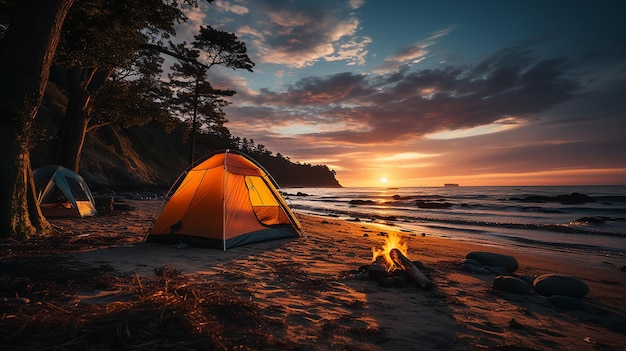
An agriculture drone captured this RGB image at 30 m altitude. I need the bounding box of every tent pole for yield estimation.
[222,150,228,251]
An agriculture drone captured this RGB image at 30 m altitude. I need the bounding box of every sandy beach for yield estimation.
[2,199,625,350]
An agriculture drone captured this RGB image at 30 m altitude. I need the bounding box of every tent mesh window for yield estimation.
[66,177,90,201]
[42,185,68,204]
[244,176,284,226]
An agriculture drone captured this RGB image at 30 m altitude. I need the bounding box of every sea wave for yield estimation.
[284,185,626,255]
[291,203,625,237]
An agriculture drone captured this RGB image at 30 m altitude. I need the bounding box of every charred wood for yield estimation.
[389,248,433,290]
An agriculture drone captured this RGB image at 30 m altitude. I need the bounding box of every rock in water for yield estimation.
[466,252,519,273]
[533,274,589,297]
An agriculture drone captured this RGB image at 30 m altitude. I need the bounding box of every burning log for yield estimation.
[367,256,390,280]
[389,248,433,290]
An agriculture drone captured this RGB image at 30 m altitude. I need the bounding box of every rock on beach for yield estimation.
[491,276,532,294]
[533,274,589,297]
[465,252,519,273]
[459,258,492,275]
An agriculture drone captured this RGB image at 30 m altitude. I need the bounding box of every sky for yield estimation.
[179,0,625,187]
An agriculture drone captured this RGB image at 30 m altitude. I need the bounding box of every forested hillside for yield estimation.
[6,0,341,194]
[32,84,342,191]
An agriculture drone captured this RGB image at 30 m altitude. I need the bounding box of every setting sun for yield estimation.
[380,177,388,184]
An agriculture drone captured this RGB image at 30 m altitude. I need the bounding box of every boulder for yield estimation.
[491,276,532,294]
[518,275,535,286]
[466,252,519,273]
[459,259,491,275]
[533,274,589,297]
[484,265,508,275]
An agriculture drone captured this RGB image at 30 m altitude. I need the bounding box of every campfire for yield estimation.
[362,233,433,290]
[372,232,409,270]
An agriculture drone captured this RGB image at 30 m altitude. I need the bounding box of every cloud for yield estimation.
[375,28,453,73]
[214,0,249,15]
[205,0,371,68]
[371,152,437,162]
[179,4,209,39]
[228,44,581,149]
[171,1,624,185]
[348,0,365,10]
[260,11,365,68]
[326,36,372,65]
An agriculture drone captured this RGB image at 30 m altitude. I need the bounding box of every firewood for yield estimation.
[389,248,433,290]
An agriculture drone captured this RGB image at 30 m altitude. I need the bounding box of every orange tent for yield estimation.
[147,150,302,249]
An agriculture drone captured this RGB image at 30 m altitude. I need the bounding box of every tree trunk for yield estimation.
[53,107,90,172]
[190,76,200,164]
[52,69,92,171]
[52,67,111,172]
[0,0,75,239]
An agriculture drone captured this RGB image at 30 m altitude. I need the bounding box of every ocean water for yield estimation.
[283,186,626,259]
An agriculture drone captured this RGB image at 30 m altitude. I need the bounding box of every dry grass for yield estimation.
[0,222,297,351]
[0,254,294,350]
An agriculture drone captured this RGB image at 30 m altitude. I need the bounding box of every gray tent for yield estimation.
[33,165,98,218]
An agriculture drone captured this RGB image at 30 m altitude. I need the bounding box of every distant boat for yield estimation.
[444,183,459,187]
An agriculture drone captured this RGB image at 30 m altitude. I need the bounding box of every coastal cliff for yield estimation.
[32,121,342,191]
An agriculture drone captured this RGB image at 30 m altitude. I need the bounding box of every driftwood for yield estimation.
[389,248,433,290]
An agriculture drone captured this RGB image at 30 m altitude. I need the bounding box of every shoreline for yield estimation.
[297,208,626,267]
[3,199,625,350]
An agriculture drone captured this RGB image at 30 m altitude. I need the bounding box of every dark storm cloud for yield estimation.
[256,72,375,105]
[247,44,581,144]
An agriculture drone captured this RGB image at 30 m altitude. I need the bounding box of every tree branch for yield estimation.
[139,43,210,70]
[86,121,115,133]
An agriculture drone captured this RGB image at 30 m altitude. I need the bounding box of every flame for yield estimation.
[371,232,409,271]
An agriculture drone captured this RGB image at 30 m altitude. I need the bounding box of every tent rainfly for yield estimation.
[147,150,302,250]
[33,165,98,218]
